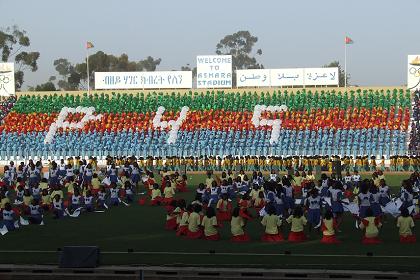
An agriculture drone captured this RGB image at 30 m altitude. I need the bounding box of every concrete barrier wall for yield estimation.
[0,265,417,280]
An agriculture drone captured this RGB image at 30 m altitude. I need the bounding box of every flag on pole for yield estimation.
[86,41,93,92]
[86,41,94,49]
[344,36,353,88]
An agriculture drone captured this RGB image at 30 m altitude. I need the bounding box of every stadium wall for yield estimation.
[18,85,407,98]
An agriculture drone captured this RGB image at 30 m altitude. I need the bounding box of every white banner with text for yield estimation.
[237,69,271,87]
[237,67,338,87]
[94,71,192,89]
[0,63,15,96]
[197,55,232,88]
[407,55,420,91]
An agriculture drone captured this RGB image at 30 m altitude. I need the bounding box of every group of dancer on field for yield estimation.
[0,158,148,231]
[0,156,419,245]
[158,169,420,244]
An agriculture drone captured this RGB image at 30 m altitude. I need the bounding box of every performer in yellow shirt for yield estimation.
[176,204,192,237]
[401,156,407,171]
[150,183,163,206]
[186,204,203,239]
[197,157,204,171]
[306,170,315,182]
[397,156,404,171]
[286,206,307,242]
[409,156,416,172]
[343,157,351,172]
[320,157,327,171]
[278,157,284,171]
[293,157,299,170]
[216,194,232,224]
[363,156,369,171]
[186,157,193,171]
[205,172,215,188]
[397,208,416,243]
[359,208,382,244]
[370,156,377,171]
[349,156,355,172]
[65,181,75,197]
[165,200,180,231]
[232,157,238,171]
[164,157,172,171]
[356,157,363,172]
[50,186,64,200]
[268,157,274,171]
[210,157,217,170]
[22,189,33,207]
[286,157,293,171]
[201,207,219,240]
[320,210,340,244]
[328,159,333,173]
[39,179,48,191]
[261,205,284,242]
[292,171,303,197]
[0,193,10,209]
[389,156,396,171]
[41,189,51,210]
[380,156,386,172]
[230,207,250,242]
[176,157,183,171]
[163,182,175,205]
[302,157,309,172]
[246,157,252,172]
[91,174,101,195]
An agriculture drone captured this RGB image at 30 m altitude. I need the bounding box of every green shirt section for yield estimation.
[13,88,411,114]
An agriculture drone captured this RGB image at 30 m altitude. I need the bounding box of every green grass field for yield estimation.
[0,172,419,272]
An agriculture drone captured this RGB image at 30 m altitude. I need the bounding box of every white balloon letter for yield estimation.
[153,106,189,144]
[44,107,102,144]
[252,104,287,144]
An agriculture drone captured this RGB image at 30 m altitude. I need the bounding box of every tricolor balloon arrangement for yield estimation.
[0,89,412,158]
[44,107,103,144]
[251,105,288,144]
[152,106,190,144]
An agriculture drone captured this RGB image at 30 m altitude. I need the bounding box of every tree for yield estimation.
[53,58,81,90]
[53,52,162,90]
[323,61,349,87]
[136,56,162,71]
[180,64,197,77]
[216,30,263,70]
[0,25,40,90]
[34,81,56,91]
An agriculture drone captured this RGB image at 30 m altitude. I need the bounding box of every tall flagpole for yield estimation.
[86,45,90,94]
[344,38,347,89]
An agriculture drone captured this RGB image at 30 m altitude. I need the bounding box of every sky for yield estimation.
[1,0,419,89]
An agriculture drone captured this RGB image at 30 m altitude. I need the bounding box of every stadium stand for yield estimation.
[0,88,413,159]
[409,90,419,155]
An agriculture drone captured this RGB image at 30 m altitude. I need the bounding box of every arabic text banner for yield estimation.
[94,71,192,89]
[236,69,270,87]
[236,67,339,87]
[0,63,15,96]
[407,55,420,91]
[197,55,232,88]
[304,67,338,86]
[270,68,304,87]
